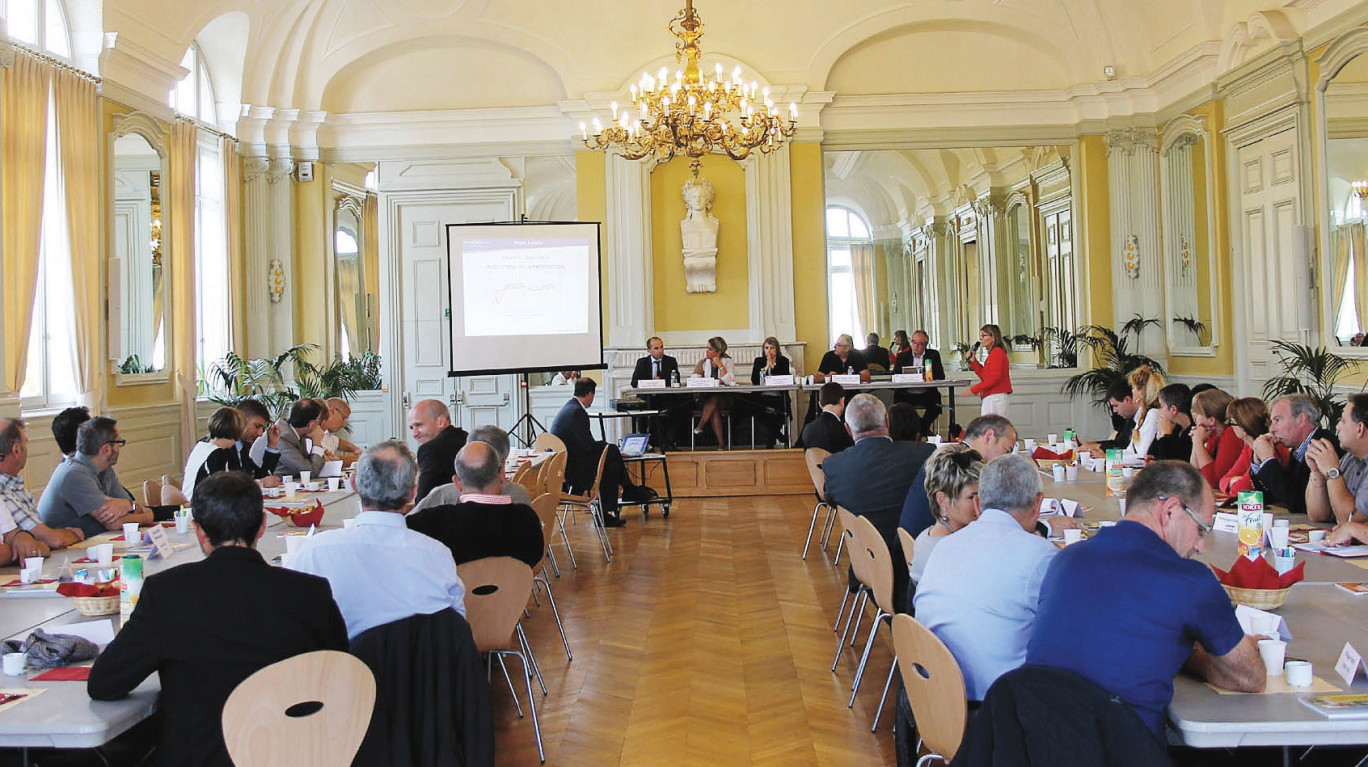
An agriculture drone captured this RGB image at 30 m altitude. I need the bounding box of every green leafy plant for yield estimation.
[204,344,383,420]
[118,354,157,375]
[1040,326,1079,369]
[951,341,973,370]
[1261,340,1360,426]
[1061,316,1165,411]
[1171,316,1210,346]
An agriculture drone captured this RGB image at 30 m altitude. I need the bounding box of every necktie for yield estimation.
[653,360,659,379]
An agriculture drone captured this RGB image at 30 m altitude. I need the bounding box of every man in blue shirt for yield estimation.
[899,414,1017,536]
[914,453,1056,700]
[1026,460,1264,742]
[38,417,154,538]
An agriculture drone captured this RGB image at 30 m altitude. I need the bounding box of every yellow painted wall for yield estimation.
[650,154,749,332]
[294,164,331,359]
[790,142,829,368]
[575,151,608,344]
[1077,135,1112,334]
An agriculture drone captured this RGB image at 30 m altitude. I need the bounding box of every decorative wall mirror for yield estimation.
[108,113,170,383]
[1317,33,1368,351]
[1003,192,1038,349]
[1159,114,1219,355]
[332,186,379,359]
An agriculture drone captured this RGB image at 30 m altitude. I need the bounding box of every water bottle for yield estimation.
[671,369,679,387]
[846,365,854,375]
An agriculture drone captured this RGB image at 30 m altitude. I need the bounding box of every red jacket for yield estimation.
[969,346,1012,397]
[1199,427,1243,488]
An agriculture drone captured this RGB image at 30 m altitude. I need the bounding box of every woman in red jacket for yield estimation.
[968,323,1012,417]
[1189,388,1242,488]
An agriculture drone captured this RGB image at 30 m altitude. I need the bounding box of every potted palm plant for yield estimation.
[1061,316,1165,412]
[1261,341,1360,426]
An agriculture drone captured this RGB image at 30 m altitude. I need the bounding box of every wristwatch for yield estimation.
[1326,467,1343,481]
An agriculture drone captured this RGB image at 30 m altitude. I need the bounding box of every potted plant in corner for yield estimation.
[1261,340,1360,426]
[1061,316,1165,412]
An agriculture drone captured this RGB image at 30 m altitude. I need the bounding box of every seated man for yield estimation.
[813,334,872,384]
[900,414,1018,537]
[914,454,1057,701]
[407,442,545,568]
[89,472,348,767]
[1077,377,1138,453]
[50,405,90,460]
[38,417,153,538]
[1306,392,1368,525]
[630,336,690,449]
[799,382,853,454]
[891,330,945,435]
[551,378,649,528]
[289,441,466,639]
[1148,383,1194,461]
[0,418,83,553]
[262,399,332,478]
[320,397,362,464]
[408,399,468,502]
[1026,460,1264,742]
[1252,394,1338,515]
[861,332,890,372]
[822,394,935,608]
[234,399,282,486]
[412,424,533,511]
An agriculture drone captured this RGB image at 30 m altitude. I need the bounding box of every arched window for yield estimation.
[172,43,218,128]
[826,206,872,345]
[5,0,71,57]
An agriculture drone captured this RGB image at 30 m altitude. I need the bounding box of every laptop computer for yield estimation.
[619,434,651,458]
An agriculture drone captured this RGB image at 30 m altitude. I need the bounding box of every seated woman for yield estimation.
[747,336,791,448]
[908,444,983,596]
[889,330,911,368]
[1189,388,1242,488]
[1125,365,1166,459]
[692,336,735,446]
[1220,397,1289,494]
[182,407,248,501]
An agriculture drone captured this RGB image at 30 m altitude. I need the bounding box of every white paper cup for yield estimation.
[284,482,300,497]
[1076,450,1090,462]
[281,476,294,485]
[1047,433,1059,444]
[1052,464,1066,482]
[1024,438,1037,451]
[1273,552,1297,574]
[1285,660,1313,687]
[327,477,341,491]
[19,568,38,584]
[92,543,114,565]
[1262,512,1274,534]
[1118,498,1128,515]
[2,653,26,675]
[342,518,356,529]
[284,535,305,554]
[1269,526,1290,550]
[123,522,140,543]
[1273,518,1290,528]
[1309,530,1327,543]
[1258,639,1287,676]
[1063,529,1083,545]
[1066,465,1079,481]
[1064,439,1076,451]
[300,470,312,483]
[1121,467,1134,479]
[23,556,43,573]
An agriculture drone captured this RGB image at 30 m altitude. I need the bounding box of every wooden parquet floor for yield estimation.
[496,494,898,766]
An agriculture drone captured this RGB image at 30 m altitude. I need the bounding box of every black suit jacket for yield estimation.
[863,345,891,370]
[88,547,348,767]
[551,398,600,491]
[893,348,945,380]
[750,355,791,384]
[407,501,545,568]
[822,436,936,535]
[1252,427,1338,515]
[236,441,279,480]
[416,425,468,502]
[800,411,854,454]
[631,354,681,386]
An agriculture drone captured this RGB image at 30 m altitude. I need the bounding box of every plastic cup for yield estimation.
[123,522,140,543]
[300,470,312,484]
[1047,433,1059,444]
[1309,530,1327,543]
[1066,465,1079,481]
[174,513,191,534]
[1273,518,1290,528]
[1269,526,1290,550]
[327,477,341,491]
[1024,438,1037,451]
[1121,467,1135,479]
[1076,450,1091,462]
[1258,639,1287,676]
[19,568,38,584]
[1052,464,1066,482]
[1262,512,1274,534]
[2,653,25,675]
[23,557,43,573]
[1273,551,1297,574]
[284,482,300,497]
[92,544,114,565]
[1063,529,1083,545]
[1285,660,1313,687]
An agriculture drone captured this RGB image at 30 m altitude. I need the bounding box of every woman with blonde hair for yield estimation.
[968,324,1012,417]
[908,444,983,587]
[1125,365,1166,459]
[692,336,735,446]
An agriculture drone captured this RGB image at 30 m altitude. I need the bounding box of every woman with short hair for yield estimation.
[183,407,249,500]
[908,444,984,587]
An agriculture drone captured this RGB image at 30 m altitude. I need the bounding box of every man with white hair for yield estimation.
[914,453,1057,701]
[822,393,935,608]
[1251,393,1337,516]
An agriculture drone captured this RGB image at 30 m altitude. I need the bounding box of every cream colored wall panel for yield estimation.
[322,45,565,113]
[826,29,1075,94]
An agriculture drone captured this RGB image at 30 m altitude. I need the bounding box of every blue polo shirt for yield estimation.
[1025,520,1245,741]
[898,464,935,536]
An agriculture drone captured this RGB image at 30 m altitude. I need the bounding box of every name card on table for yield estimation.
[318,460,343,478]
[1336,642,1365,687]
[831,374,861,385]
[145,525,174,559]
[686,377,719,388]
[765,375,794,386]
[1213,512,1240,534]
[891,374,923,384]
[1039,498,1081,517]
[637,379,666,389]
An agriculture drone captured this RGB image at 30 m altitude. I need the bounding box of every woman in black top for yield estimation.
[746,337,791,448]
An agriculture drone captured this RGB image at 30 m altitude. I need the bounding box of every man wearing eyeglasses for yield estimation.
[1025,461,1265,743]
[38,416,153,538]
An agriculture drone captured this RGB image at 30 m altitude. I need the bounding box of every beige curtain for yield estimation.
[53,68,102,410]
[850,242,878,340]
[1,54,52,395]
[1351,223,1368,335]
[221,136,245,351]
[362,192,380,351]
[170,120,199,450]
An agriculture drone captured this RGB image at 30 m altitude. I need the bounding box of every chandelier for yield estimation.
[579,0,798,171]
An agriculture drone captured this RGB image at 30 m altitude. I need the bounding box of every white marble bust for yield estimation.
[680,176,719,294]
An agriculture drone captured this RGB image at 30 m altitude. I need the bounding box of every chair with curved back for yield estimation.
[802,448,833,560]
[832,507,874,668]
[141,480,162,507]
[529,492,572,661]
[846,515,898,718]
[537,452,576,569]
[558,447,613,563]
[510,462,535,494]
[830,506,864,636]
[873,526,923,734]
[221,650,376,767]
[892,613,968,766]
[161,483,189,508]
[897,527,916,574]
[457,556,545,763]
[532,452,557,497]
[532,432,566,455]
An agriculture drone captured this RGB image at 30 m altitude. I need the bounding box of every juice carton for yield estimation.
[1237,490,1265,560]
[1106,449,1124,496]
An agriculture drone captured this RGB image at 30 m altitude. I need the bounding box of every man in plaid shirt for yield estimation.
[0,418,85,554]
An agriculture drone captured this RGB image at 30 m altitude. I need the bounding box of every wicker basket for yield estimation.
[1222,584,1291,610]
[69,595,119,617]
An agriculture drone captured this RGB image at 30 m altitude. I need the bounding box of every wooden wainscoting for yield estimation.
[647,448,811,497]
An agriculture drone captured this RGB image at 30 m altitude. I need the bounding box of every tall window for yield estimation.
[171,44,217,128]
[195,136,231,376]
[4,0,71,57]
[826,206,871,345]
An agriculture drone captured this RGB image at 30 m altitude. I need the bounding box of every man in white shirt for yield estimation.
[319,397,361,464]
[289,441,466,639]
[914,453,1058,701]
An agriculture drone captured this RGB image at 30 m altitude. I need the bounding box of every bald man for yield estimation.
[408,400,468,502]
[320,397,361,464]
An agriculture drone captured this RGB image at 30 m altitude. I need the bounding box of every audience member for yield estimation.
[908,444,982,586]
[1125,365,1166,458]
[182,407,246,500]
[892,329,946,435]
[1221,397,1285,494]
[0,418,83,552]
[413,424,533,511]
[800,382,853,454]
[900,414,1017,536]
[889,330,911,367]
[89,472,348,767]
[50,406,90,458]
[1026,461,1264,742]
[1251,394,1337,515]
[1077,378,1138,453]
[264,399,332,478]
[1147,383,1193,460]
[814,334,871,383]
[408,399,468,502]
[914,454,1055,701]
[320,397,362,463]
[822,394,935,609]
[407,442,544,567]
[39,417,153,537]
[1189,388,1240,488]
[550,378,651,527]
[887,403,924,443]
[862,332,890,372]
[290,441,466,639]
[234,399,282,485]
[1306,392,1368,525]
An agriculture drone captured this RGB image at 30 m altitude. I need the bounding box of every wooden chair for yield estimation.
[529,493,572,661]
[897,527,916,576]
[221,650,376,767]
[846,516,897,727]
[533,451,559,498]
[876,526,921,732]
[558,448,613,562]
[532,432,566,454]
[141,480,162,507]
[457,557,545,763]
[161,483,189,507]
[510,462,535,494]
[831,507,873,665]
[537,452,576,569]
[892,613,968,766]
[160,474,178,492]
[802,448,832,560]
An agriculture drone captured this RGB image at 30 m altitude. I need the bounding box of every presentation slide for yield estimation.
[446,222,604,376]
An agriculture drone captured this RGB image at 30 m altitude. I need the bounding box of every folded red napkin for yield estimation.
[1211,556,1305,589]
[1032,446,1074,461]
[56,580,119,598]
[31,666,91,682]
[2,578,56,588]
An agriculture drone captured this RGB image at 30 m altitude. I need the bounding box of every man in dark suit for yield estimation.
[409,399,468,502]
[823,394,936,609]
[262,399,330,478]
[1252,394,1339,516]
[892,330,947,435]
[88,472,348,767]
[862,332,891,372]
[551,378,647,527]
[799,382,853,454]
[407,441,544,567]
[631,336,690,450]
[1078,378,1138,453]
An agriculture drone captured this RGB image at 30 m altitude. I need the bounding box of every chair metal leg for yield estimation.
[802,501,827,560]
[589,501,613,562]
[820,505,839,548]
[546,546,561,578]
[832,587,867,672]
[833,531,846,565]
[499,649,545,763]
[556,512,579,570]
[872,658,898,731]
[849,610,891,708]
[494,654,524,717]
[536,575,573,661]
[517,624,548,696]
[833,587,853,633]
